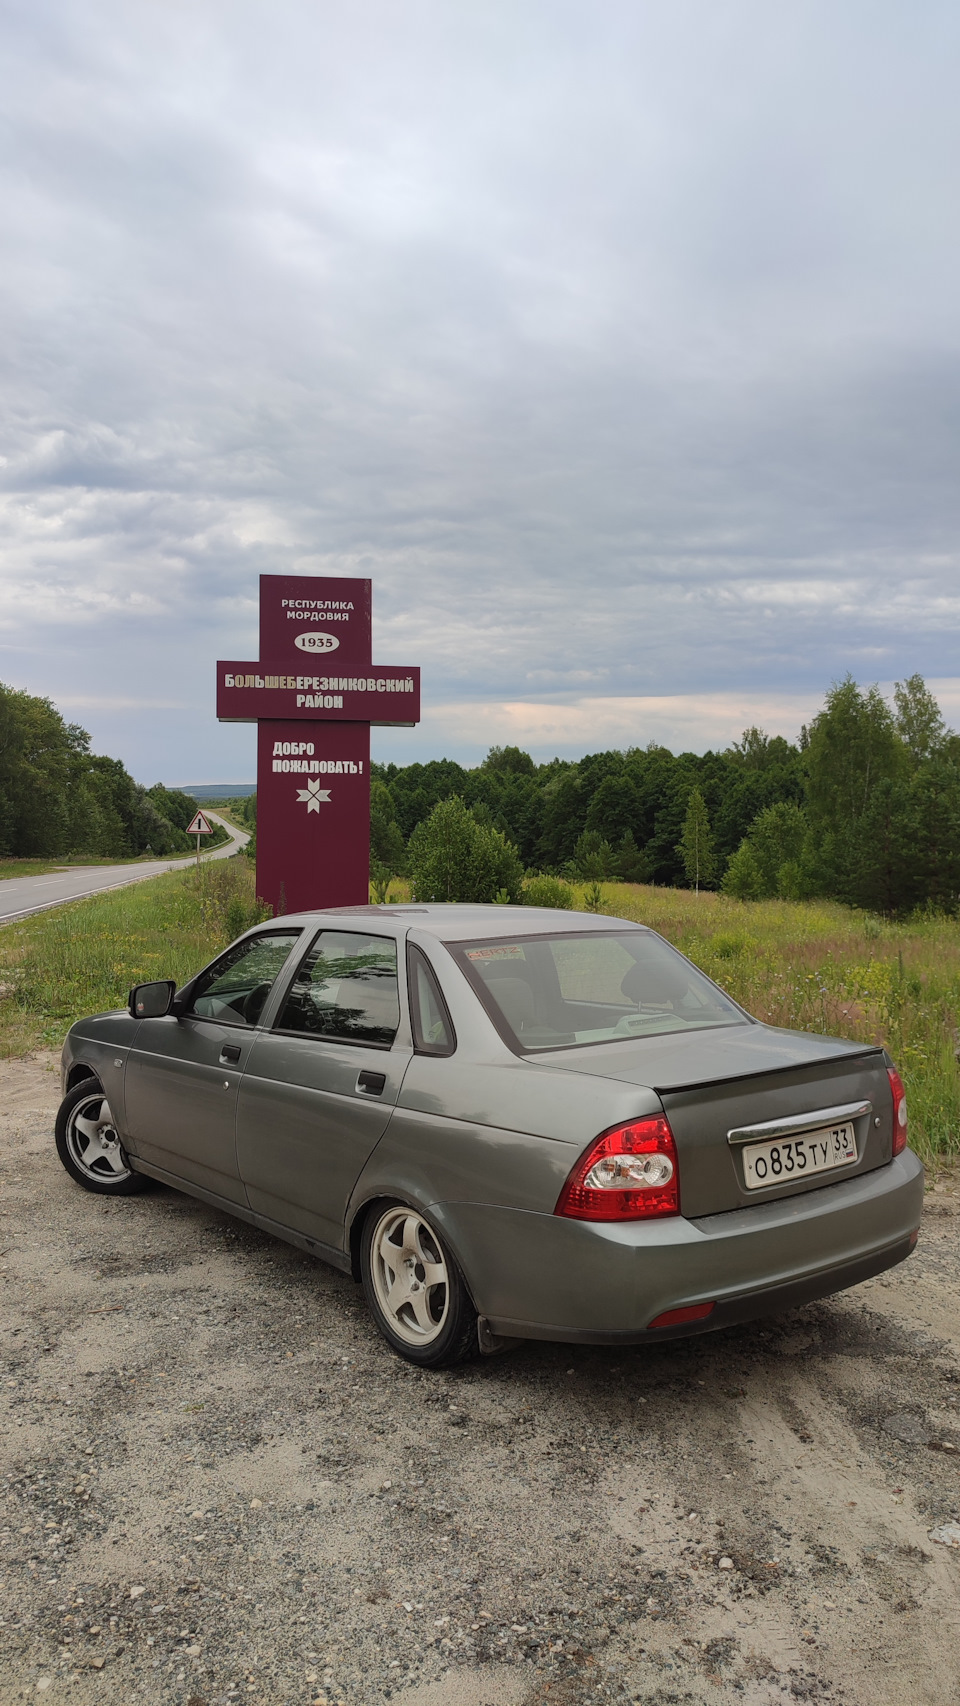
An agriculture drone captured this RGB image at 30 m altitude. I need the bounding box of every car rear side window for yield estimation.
[274,930,400,1046]
[187,931,301,1026]
[454,930,746,1053]
[408,947,456,1055]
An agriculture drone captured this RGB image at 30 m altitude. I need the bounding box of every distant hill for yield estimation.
[176,783,257,800]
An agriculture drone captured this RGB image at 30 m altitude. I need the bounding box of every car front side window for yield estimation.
[274,931,400,1047]
[185,931,301,1027]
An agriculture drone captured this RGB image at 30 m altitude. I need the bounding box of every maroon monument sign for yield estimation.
[217,575,420,915]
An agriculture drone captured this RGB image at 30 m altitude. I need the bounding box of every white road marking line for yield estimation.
[0,823,248,923]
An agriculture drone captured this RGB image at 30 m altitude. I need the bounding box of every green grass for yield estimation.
[0,853,180,880]
[320,876,960,1168]
[0,861,72,880]
[0,860,263,1057]
[587,882,960,1170]
[2,867,956,1170]
[0,821,233,881]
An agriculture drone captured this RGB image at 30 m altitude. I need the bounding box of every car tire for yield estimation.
[360,1200,478,1367]
[55,1080,153,1196]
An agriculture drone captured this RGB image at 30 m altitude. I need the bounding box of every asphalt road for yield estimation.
[0,813,249,925]
[1,1054,958,1706]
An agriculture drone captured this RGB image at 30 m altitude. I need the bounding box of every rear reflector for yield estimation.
[646,1301,716,1330]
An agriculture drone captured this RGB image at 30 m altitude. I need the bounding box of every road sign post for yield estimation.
[185,809,214,871]
[216,576,420,915]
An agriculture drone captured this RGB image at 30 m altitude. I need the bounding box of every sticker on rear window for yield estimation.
[465,945,527,961]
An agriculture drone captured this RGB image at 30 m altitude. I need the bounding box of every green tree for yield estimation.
[408,796,523,903]
[676,788,715,892]
[146,785,201,836]
[368,778,407,900]
[614,828,653,884]
[584,773,642,845]
[479,744,536,777]
[726,726,797,770]
[853,776,915,913]
[805,677,907,904]
[906,757,960,911]
[722,801,809,899]
[625,749,699,886]
[893,674,947,767]
[570,829,618,881]
[806,677,904,827]
[0,684,77,856]
[535,768,586,868]
[370,778,406,873]
[0,681,210,860]
[721,841,766,901]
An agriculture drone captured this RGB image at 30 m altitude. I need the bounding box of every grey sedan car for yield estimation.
[56,904,923,1366]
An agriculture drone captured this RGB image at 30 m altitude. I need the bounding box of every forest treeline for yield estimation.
[366,675,960,915]
[0,681,204,859]
[10,671,956,911]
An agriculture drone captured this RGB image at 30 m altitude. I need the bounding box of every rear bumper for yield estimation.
[435,1148,924,1345]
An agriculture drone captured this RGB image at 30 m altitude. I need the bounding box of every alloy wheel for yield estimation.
[64,1090,133,1185]
[369,1206,450,1346]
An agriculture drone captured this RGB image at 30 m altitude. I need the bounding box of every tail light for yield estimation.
[887,1067,907,1156]
[555,1115,680,1221]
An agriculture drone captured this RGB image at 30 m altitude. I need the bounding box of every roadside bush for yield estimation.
[522,875,575,909]
[198,861,272,940]
[722,841,766,901]
[408,796,523,903]
[708,931,759,960]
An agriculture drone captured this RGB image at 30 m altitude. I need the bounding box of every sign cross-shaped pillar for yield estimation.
[217,575,420,915]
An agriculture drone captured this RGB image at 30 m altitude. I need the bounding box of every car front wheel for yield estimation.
[55,1081,152,1196]
[360,1201,477,1367]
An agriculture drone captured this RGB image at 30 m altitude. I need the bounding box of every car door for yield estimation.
[123,929,303,1203]
[236,927,412,1252]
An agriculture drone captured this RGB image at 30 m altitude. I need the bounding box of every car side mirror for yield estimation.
[128,980,177,1019]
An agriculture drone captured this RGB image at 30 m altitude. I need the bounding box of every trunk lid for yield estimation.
[541,1023,893,1215]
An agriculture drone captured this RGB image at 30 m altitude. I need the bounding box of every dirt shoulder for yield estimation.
[1,1055,958,1706]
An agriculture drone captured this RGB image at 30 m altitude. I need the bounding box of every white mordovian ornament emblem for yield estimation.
[297,780,331,814]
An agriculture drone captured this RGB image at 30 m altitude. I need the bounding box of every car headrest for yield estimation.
[620,960,688,1005]
[485,976,536,1032]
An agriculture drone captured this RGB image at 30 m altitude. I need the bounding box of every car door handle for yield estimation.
[356,1070,386,1096]
[220,1044,242,1064]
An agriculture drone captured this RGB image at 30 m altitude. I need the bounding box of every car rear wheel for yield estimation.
[360,1201,477,1367]
[55,1081,152,1196]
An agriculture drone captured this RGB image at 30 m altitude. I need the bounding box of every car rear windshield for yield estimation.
[453,929,747,1053]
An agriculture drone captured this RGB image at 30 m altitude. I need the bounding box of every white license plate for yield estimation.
[741,1122,857,1190]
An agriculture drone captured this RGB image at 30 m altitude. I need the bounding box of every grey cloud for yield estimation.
[1,0,959,777]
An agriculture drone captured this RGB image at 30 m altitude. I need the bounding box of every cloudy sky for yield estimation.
[1,1,959,783]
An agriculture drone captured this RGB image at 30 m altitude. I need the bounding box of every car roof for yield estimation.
[270,903,648,943]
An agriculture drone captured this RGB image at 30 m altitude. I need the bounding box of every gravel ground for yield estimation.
[1,1053,959,1706]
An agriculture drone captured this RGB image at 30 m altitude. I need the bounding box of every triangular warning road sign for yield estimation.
[186,811,214,835]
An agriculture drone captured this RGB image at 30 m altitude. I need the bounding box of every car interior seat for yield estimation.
[484,975,537,1036]
[620,959,690,1009]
